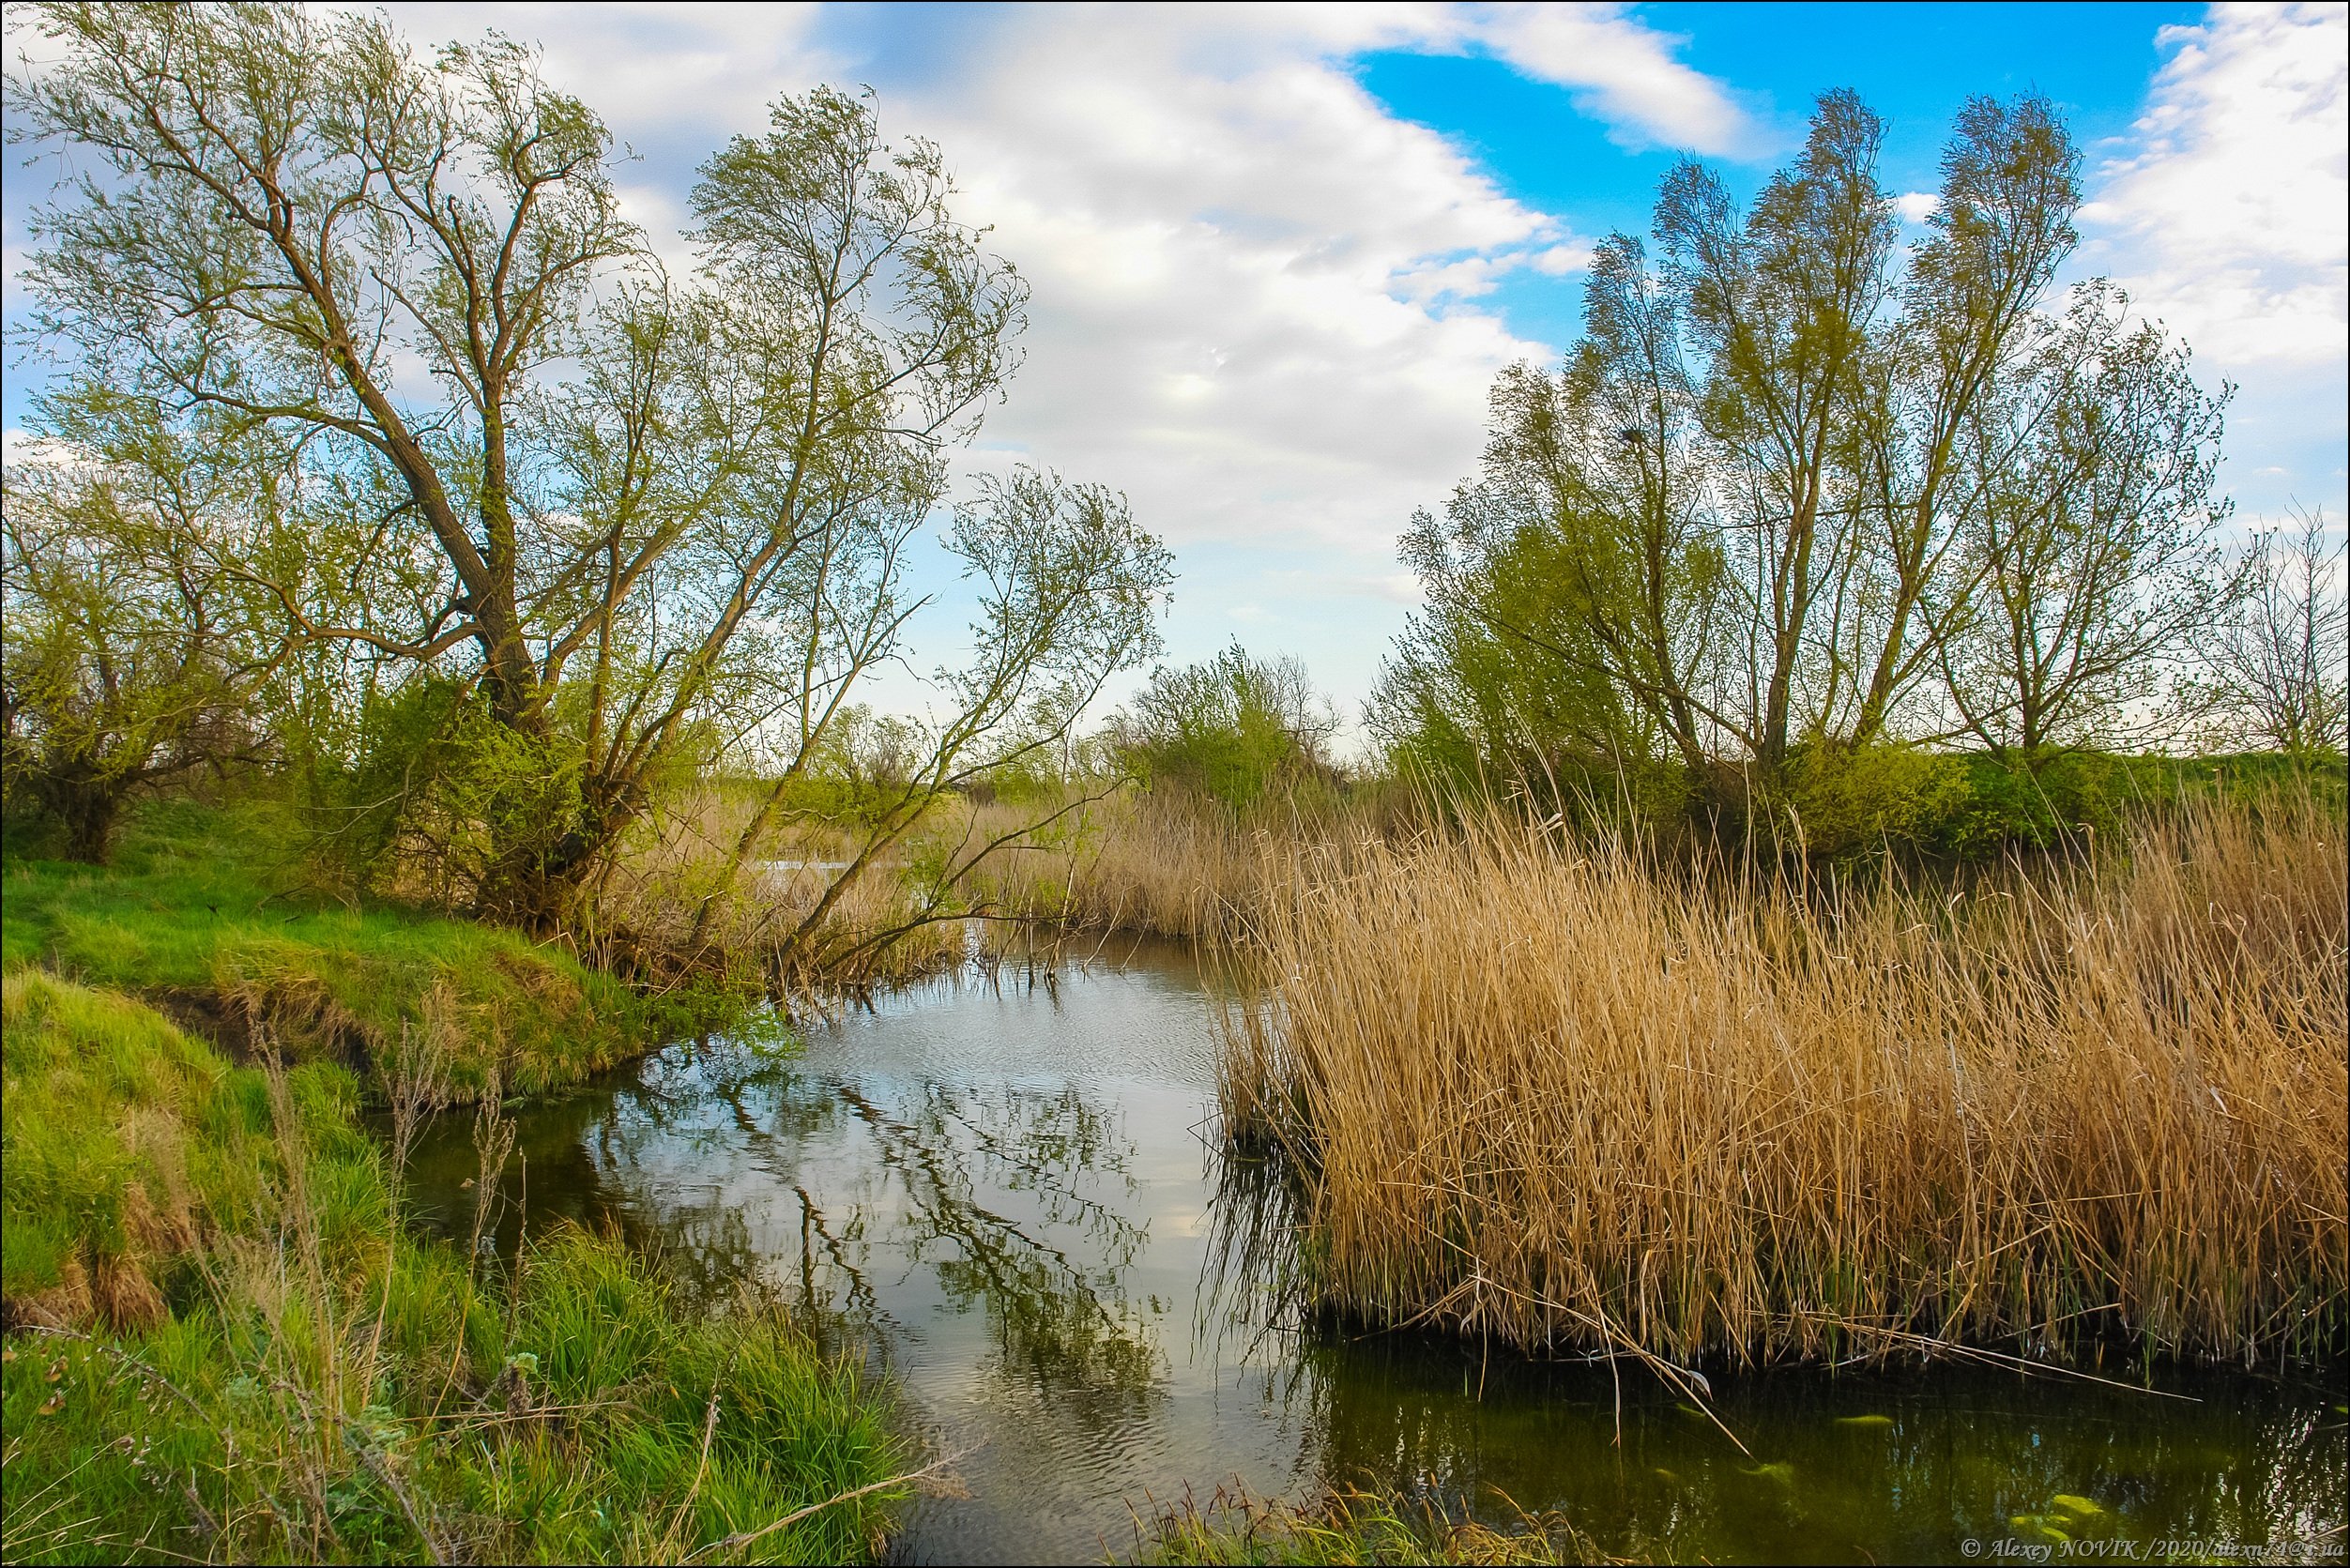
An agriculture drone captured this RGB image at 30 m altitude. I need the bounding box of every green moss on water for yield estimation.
[1,974,903,1565]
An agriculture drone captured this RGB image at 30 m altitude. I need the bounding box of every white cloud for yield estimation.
[2078,2,2347,369]
[806,5,1598,569]
[1894,191,1940,224]
[1465,2,1757,155]
[389,3,835,139]
[2068,2,2348,538]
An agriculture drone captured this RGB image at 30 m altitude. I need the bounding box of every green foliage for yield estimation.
[1932,749,2349,857]
[310,676,604,919]
[1762,744,2350,862]
[1774,741,1973,859]
[0,416,288,862]
[1114,646,1338,814]
[1934,750,2130,855]
[298,674,484,898]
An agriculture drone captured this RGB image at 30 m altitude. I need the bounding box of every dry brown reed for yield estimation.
[594,782,1342,997]
[953,789,1275,941]
[592,784,970,993]
[1217,797,2348,1365]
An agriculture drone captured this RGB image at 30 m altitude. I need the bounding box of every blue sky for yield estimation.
[7,3,2343,735]
[1358,3,2205,344]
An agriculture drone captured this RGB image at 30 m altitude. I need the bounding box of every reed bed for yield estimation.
[595,784,1330,999]
[953,789,1280,942]
[1216,799,2348,1365]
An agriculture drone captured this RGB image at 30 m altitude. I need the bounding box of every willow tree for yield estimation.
[10,3,1171,933]
[1933,282,2232,756]
[0,405,298,860]
[1376,89,2230,804]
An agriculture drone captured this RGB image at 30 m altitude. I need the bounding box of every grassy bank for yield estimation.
[3,799,728,1101]
[1,969,907,1565]
[1217,795,2347,1367]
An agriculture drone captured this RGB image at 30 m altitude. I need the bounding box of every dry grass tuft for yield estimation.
[1137,1482,1610,1566]
[1218,797,2348,1364]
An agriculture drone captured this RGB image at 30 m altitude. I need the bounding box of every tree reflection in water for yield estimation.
[402,1032,1167,1424]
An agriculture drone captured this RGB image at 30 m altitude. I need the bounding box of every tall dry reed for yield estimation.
[1218,799,2348,1365]
[955,790,1276,940]
[592,784,970,991]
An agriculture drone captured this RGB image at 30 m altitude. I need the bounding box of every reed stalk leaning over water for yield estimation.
[1216,797,2347,1366]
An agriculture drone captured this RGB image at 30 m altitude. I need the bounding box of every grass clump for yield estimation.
[2,973,908,1565]
[1218,795,2348,1366]
[2,968,313,1333]
[1136,1485,1606,1566]
[2,799,729,1100]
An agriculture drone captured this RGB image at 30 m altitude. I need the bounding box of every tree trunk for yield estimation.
[38,759,125,864]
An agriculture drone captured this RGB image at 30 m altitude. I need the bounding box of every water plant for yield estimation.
[1215,794,2347,1366]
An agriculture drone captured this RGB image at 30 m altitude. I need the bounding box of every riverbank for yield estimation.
[0,969,908,1564]
[1,799,751,1101]
[1216,792,2348,1368]
[0,803,913,1563]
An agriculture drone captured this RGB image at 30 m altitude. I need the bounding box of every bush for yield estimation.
[1769,740,1973,860]
[1112,646,1340,814]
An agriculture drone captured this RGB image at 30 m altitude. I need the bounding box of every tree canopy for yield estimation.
[5,3,1173,921]
[1373,90,2241,821]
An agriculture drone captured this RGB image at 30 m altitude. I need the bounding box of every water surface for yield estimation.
[401,939,2346,1565]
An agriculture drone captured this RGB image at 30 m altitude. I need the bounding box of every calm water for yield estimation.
[400,939,2347,1565]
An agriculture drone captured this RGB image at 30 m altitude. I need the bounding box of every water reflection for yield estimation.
[1275,1330,2345,1564]
[398,944,2346,1566]
[407,1037,1166,1406]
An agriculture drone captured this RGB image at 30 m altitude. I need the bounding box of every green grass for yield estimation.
[2,799,738,1101]
[2,971,907,1565]
[0,967,349,1325]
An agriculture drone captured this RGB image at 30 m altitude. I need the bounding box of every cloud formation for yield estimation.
[891,6,1563,566]
[397,0,1747,588]
[2079,1,2347,371]
[1467,2,1758,155]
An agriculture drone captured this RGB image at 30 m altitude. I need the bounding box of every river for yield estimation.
[398,937,2346,1565]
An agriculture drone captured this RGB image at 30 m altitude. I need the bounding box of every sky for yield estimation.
[5,1,2345,736]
